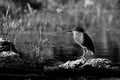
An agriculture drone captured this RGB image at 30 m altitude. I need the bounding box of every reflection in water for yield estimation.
[94,30,120,64]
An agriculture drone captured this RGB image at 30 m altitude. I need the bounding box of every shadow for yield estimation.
[108,41,119,63]
[53,43,83,62]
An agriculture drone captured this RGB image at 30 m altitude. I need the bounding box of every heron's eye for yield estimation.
[73,31,79,36]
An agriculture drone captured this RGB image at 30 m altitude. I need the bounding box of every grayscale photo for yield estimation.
[0,0,120,80]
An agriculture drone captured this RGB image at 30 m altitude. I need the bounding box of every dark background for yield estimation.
[0,0,120,64]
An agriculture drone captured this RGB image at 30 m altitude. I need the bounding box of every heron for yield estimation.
[72,27,95,59]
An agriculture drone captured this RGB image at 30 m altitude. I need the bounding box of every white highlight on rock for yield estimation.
[0,38,5,42]
[59,58,86,69]
[84,0,94,7]
[0,51,16,57]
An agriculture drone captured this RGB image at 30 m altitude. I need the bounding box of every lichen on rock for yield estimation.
[81,58,112,68]
[59,57,118,69]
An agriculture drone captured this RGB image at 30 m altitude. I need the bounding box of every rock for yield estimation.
[81,58,112,68]
[58,57,119,69]
[0,38,18,57]
[59,57,86,69]
[0,38,17,52]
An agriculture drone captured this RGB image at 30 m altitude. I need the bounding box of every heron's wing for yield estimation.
[83,33,95,53]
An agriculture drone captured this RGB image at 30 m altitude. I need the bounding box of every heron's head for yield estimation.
[72,27,85,37]
[72,27,85,45]
[74,27,85,33]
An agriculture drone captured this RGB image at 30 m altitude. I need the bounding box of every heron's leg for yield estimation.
[81,47,88,58]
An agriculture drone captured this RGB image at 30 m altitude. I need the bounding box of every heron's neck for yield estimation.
[73,33,84,46]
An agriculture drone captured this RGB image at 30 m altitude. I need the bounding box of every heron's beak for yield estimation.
[66,30,72,32]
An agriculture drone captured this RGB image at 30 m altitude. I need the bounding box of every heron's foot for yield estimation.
[83,47,94,57]
[90,52,94,55]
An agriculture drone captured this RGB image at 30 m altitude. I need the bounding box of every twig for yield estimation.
[27,3,33,15]
[6,6,10,18]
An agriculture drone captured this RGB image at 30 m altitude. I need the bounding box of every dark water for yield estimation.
[0,77,119,80]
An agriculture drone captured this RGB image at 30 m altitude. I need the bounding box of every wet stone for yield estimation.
[0,38,18,57]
